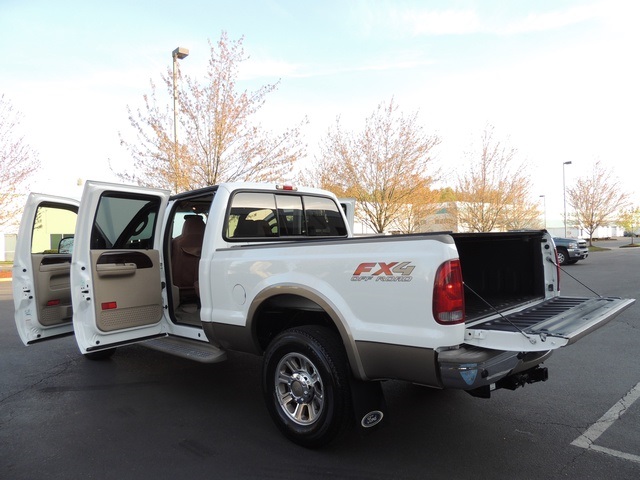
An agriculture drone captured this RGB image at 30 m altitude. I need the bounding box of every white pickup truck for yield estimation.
[13,181,634,447]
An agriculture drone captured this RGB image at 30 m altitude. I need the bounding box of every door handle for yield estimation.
[95,263,137,277]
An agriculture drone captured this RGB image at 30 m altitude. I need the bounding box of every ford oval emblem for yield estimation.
[361,410,384,428]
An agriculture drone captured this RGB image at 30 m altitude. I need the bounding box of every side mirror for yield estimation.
[58,237,74,254]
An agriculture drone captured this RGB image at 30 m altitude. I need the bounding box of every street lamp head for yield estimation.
[172,47,189,60]
[564,161,572,165]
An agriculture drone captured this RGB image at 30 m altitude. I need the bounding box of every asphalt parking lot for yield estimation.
[1,240,640,479]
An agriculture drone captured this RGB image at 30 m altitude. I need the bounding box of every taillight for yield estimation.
[433,259,465,325]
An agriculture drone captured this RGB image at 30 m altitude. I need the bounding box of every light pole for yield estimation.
[563,161,572,237]
[539,195,546,229]
[172,47,189,147]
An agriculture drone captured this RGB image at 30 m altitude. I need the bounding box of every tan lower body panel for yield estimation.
[356,341,440,386]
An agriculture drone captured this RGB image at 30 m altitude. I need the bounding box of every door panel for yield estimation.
[33,253,73,326]
[13,195,79,345]
[91,250,163,332]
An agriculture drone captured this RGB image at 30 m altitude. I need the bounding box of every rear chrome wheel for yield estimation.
[262,326,352,448]
[275,352,325,425]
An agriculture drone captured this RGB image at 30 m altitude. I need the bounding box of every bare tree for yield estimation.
[311,99,441,234]
[501,201,544,231]
[0,94,40,228]
[388,183,441,233]
[617,206,640,245]
[119,32,307,192]
[455,126,536,232]
[567,160,629,245]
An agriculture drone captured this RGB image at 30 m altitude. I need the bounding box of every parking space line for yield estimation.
[587,445,640,464]
[571,382,640,464]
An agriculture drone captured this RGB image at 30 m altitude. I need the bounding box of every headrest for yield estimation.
[181,215,205,236]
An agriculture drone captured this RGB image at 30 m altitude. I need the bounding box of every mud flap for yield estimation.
[350,378,386,433]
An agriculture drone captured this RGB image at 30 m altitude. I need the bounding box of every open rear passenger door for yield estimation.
[70,181,171,355]
[13,194,79,344]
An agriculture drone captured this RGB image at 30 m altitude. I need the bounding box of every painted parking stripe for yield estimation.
[571,381,640,464]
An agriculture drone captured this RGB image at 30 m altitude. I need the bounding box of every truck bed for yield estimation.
[451,231,547,322]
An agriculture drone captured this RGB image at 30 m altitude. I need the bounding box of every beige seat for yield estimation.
[171,215,205,303]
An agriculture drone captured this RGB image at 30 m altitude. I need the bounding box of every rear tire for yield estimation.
[262,326,352,448]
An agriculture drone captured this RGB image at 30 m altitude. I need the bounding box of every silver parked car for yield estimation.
[552,237,589,265]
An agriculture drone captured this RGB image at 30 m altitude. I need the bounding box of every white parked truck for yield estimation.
[13,181,634,447]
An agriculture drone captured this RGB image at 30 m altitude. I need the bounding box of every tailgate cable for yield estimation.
[546,257,602,297]
[463,283,537,344]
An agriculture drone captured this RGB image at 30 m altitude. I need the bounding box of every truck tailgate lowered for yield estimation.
[464,296,635,352]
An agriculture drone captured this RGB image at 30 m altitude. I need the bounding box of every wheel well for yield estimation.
[253,294,339,352]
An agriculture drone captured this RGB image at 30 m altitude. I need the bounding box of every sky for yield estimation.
[1,0,639,228]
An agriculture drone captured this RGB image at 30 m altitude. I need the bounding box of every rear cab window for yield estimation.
[225,191,347,241]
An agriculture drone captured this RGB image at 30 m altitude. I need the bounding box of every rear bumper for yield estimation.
[437,346,552,391]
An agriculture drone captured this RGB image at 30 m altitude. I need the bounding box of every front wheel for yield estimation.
[262,326,352,448]
[556,248,569,265]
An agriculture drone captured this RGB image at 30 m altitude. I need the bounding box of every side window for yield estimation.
[91,194,161,250]
[31,204,77,254]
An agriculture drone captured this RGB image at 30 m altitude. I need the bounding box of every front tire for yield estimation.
[557,248,569,265]
[262,326,352,448]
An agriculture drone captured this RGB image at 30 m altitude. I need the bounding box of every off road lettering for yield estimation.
[351,261,415,282]
[372,262,398,276]
[352,262,377,276]
[391,262,415,276]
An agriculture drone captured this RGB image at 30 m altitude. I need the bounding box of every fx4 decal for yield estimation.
[351,262,415,282]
